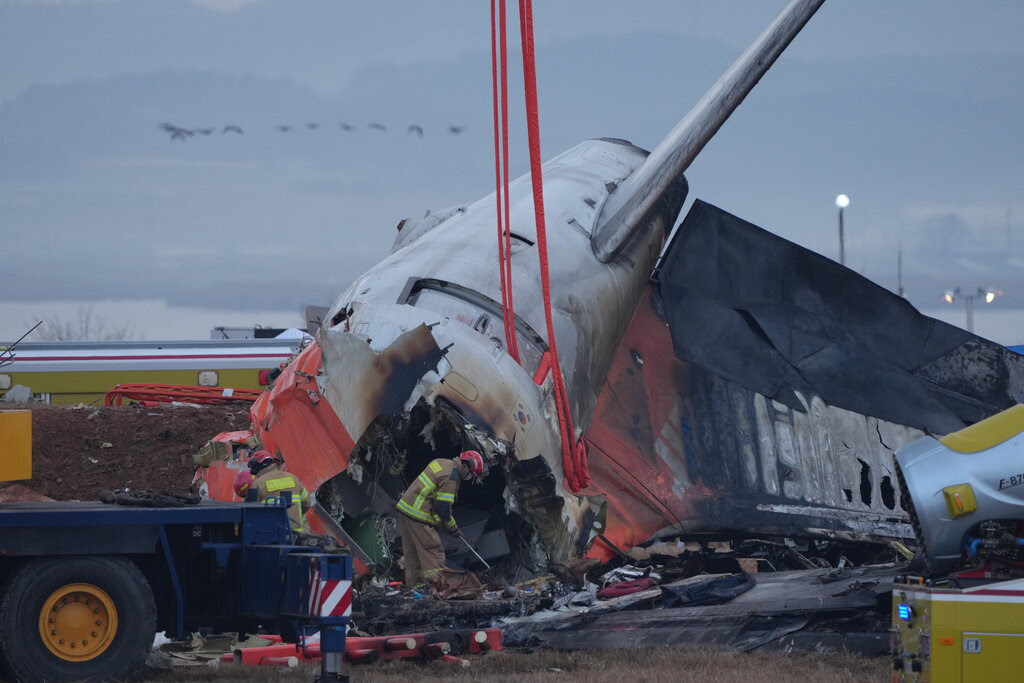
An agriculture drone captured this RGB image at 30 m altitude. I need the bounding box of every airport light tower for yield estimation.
[835,194,850,266]
[943,287,1000,333]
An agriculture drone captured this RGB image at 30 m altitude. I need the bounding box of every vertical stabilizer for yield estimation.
[592,0,825,262]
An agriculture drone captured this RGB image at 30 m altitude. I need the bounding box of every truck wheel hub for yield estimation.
[39,583,118,661]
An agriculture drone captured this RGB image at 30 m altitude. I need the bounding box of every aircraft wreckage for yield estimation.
[194,0,1024,578]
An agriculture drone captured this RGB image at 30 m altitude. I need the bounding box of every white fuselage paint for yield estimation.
[319,139,669,560]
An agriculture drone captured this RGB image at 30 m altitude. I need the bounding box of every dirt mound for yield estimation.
[0,484,54,502]
[0,403,251,501]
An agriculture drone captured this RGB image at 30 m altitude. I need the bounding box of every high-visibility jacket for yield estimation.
[253,463,312,532]
[396,458,460,531]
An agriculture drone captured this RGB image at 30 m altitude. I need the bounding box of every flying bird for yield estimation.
[158,122,193,141]
[196,127,215,136]
[277,125,292,132]
[222,125,243,134]
[368,122,388,132]
[448,125,465,135]
[338,122,354,131]
[306,123,320,130]
[407,124,424,137]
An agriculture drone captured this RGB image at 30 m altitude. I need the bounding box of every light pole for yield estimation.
[943,287,1000,332]
[835,194,850,265]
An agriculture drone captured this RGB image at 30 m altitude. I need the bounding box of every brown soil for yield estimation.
[0,403,250,500]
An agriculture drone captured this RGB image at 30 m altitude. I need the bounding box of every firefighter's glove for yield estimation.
[447,524,462,538]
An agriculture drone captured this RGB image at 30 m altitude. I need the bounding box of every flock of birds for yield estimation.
[157,122,465,141]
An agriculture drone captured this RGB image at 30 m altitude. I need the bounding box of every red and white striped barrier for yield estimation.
[308,563,353,618]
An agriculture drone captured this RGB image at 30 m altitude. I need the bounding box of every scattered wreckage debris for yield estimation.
[147,631,267,669]
[342,535,905,656]
[501,562,899,657]
[224,628,502,668]
[354,583,544,637]
[141,535,900,676]
[147,626,502,671]
[150,539,898,672]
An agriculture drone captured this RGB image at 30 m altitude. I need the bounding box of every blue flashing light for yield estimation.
[897,603,913,621]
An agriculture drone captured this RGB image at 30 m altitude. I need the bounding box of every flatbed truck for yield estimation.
[0,409,352,682]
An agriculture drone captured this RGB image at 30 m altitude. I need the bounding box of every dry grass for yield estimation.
[144,646,888,683]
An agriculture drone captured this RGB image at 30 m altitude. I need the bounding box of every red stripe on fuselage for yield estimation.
[16,353,289,362]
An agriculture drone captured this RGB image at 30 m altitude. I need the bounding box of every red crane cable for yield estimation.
[516,0,589,491]
[500,0,519,363]
[489,0,509,349]
[490,0,521,363]
[503,8,521,362]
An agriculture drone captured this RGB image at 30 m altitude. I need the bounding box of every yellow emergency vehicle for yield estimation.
[892,404,1024,682]
[892,576,1024,682]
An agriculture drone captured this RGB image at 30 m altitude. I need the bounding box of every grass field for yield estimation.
[146,646,889,683]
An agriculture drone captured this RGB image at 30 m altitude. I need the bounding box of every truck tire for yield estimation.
[0,555,156,682]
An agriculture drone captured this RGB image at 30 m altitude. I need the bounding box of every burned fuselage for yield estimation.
[193,0,836,574]
[195,138,679,573]
[320,137,678,563]
[194,1,989,574]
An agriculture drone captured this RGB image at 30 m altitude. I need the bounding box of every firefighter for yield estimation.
[248,450,312,533]
[395,450,485,588]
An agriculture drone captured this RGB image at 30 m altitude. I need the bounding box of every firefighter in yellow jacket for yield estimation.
[395,450,485,587]
[246,450,312,533]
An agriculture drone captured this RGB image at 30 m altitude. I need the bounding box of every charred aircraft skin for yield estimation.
[581,200,1024,554]
[319,138,682,564]
[194,139,681,568]
[585,280,921,553]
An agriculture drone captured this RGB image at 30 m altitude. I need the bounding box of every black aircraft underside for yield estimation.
[657,199,1024,436]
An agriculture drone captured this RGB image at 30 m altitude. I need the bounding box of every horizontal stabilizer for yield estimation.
[657,200,1024,434]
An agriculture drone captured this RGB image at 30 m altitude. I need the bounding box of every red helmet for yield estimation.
[248,450,277,476]
[458,450,485,478]
[233,469,255,499]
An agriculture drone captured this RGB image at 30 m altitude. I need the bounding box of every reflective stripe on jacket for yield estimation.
[253,464,312,532]
[396,458,459,528]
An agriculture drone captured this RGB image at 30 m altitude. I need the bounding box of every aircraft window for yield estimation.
[402,278,545,374]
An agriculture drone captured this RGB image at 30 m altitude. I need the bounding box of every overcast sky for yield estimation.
[2,0,1023,344]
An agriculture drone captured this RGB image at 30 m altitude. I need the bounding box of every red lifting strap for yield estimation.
[515,0,589,491]
[490,0,521,363]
